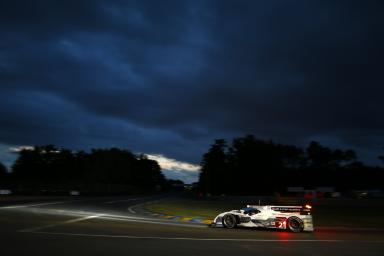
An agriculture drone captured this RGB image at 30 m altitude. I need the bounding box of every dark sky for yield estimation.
[0,0,383,182]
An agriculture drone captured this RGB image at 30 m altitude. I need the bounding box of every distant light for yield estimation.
[69,190,80,196]
[305,204,312,209]
[0,189,12,195]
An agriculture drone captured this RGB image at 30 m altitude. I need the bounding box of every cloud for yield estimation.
[146,154,200,172]
[146,154,200,183]
[0,0,383,174]
[8,146,34,153]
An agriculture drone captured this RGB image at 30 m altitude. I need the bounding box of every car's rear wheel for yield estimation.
[222,214,237,229]
[287,216,304,232]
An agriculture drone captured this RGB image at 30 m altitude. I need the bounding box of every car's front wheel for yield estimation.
[222,214,237,229]
[287,216,304,232]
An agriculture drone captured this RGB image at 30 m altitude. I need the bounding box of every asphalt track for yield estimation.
[1,196,383,256]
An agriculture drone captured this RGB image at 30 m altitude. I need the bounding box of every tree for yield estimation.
[135,156,165,190]
[199,135,307,195]
[279,144,306,170]
[0,162,7,186]
[77,148,166,194]
[306,141,334,170]
[11,145,74,193]
[306,141,357,170]
[0,162,6,174]
[379,147,384,164]
[228,135,278,194]
[198,135,382,194]
[199,139,228,195]
[10,145,167,195]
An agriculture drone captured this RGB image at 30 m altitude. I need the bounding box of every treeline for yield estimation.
[0,145,167,195]
[199,135,384,195]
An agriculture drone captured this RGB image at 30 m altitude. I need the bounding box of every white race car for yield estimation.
[211,204,314,232]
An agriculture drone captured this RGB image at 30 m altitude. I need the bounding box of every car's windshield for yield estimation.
[241,207,259,214]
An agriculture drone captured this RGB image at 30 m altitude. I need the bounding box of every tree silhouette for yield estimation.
[199,139,228,195]
[0,162,7,187]
[10,145,167,195]
[0,162,6,175]
[134,155,165,190]
[11,145,75,193]
[306,141,357,170]
[379,147,384,164]
[306,141,334,170]
[199,136,383,195]
[228,135,283,194]
[200,136,307,195]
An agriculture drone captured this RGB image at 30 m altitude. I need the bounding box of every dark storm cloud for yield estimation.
[0,0,383,175]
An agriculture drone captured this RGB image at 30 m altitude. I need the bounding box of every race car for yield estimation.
[211,204,314,232]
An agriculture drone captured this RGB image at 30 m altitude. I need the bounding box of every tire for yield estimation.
[287,216,304,232]
[222,214,237,229]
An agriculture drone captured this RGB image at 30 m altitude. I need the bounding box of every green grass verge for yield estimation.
[146,199,243,219]
[145,198,384,228]
[313,204,384,228]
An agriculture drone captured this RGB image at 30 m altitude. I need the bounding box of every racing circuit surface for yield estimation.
[1,196,383,256]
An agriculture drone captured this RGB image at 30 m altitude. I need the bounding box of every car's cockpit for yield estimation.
[241,207,260,215]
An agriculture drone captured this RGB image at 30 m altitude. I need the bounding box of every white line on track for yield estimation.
[105,198,139,204]
[0,201,74,209]
[13,206,203,231]
[97,215,205,228]
[20,231,352,242]
[127,198,162,215]
[128,207,136,214]
[20,214,104,232]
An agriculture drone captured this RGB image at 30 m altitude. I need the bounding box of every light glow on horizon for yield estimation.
[146,154,200,172]
[9,145,35,153]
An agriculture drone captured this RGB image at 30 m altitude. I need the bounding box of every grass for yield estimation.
[146,199,242,219]
[145,197,384,228]
[313,203,384,228]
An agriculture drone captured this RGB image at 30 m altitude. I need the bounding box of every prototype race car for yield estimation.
[211,204,314,232]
